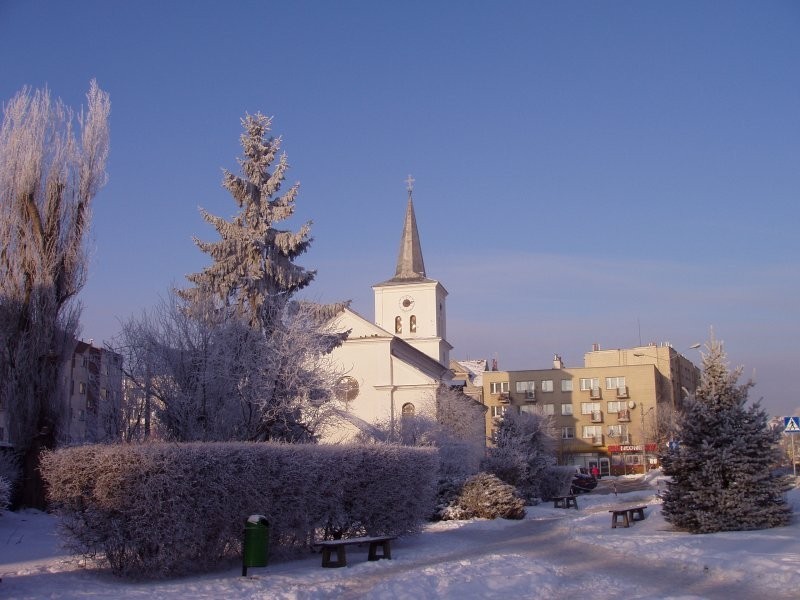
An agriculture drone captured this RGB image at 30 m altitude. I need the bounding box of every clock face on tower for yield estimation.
[399,295,415,311]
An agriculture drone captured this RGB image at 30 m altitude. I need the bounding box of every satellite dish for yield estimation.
[628,400,636,409]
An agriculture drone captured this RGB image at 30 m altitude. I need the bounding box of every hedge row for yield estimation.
[41,442,438,577]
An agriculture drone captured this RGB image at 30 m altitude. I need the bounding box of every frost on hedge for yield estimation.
[41,442,438,577]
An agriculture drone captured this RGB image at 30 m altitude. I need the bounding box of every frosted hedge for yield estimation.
[41,442,438,577]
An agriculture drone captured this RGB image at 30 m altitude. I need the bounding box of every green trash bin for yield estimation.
[242,514,270,576]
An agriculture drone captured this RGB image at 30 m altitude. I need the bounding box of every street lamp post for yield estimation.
[641,406,654,475]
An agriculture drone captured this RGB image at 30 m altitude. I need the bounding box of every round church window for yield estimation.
[334,376,359,402]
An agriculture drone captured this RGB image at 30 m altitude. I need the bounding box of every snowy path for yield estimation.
[2,482,800,599]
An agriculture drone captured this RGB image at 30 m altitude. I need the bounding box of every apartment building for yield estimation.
[62,340,124,444]
[482,344,700,476]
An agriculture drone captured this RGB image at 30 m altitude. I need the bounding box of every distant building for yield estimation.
[0,340,124,448]
[481,344,700,476]
[62,340,124,444]
[449,359,487,404]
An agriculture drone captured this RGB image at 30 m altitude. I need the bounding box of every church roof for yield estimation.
[375,188,437,287]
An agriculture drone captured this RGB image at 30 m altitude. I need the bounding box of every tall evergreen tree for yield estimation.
[660,335,791,533]
[177,113,346,442]
[181,113,314,329]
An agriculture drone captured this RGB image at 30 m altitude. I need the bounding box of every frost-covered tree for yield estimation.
[131,112,347,442]
[482,408,557,501]
[0,82,110,507]
[116,289,345,442]
[179,113,314,331]
[660,335,791,533]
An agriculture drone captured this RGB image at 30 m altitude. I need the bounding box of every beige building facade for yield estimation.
[482,345,700,476]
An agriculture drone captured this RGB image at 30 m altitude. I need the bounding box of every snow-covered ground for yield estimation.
[2,472,799,599]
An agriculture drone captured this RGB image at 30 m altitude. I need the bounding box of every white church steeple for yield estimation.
[373,177,452,366]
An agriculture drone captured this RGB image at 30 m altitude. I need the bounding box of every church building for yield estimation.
[321,181,455,443]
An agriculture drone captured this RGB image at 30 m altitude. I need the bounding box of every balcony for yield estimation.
[616,386,629,398]
[590,410,603,423]
[591,435,604,446]
[589,387,602,399]
[498,393,510,404]
[524,390,536,402]
[617,409,631,422]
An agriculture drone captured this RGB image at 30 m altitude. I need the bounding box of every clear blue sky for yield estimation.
[2,1,798,417]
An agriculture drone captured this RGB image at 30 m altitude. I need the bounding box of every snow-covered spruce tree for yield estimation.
[481,408,557,502]
[176,113,347,442]
[0,82,110,507]
[660,336,791,533]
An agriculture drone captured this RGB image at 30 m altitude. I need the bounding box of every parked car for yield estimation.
[570,467,598,494]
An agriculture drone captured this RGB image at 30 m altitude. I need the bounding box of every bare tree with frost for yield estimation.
[0,82,110,507]
[116,289,345,442]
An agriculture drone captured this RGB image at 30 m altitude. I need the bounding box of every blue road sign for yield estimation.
[783,416,800,433]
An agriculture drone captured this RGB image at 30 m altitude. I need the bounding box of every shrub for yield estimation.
[0,476,11,512]
[439,472,525,520]
[538,467,576,501]
[41,442,438,577]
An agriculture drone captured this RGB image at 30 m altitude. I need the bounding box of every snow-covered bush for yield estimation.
[481,409,556,501]
[0,476,11,512]
[41,442,438,577]
[0,451,20,510]
[438,472,525,521]
[537,466,576,501]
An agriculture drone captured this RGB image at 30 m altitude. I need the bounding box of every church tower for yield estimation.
[373,177,452,366]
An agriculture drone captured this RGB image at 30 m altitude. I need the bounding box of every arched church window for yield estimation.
[402,402,415,417]
[395,316,402,334]
[410,315,417,333]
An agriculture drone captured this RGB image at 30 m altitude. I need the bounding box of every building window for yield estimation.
[606,376,626,389]
[402,403,415,417]
[562,427,575,439]
[542,403,555,415]
[608,424,628,439]
[520,404,537,415]
[607,401,624,414]
[410,315,417,333]
[515,381,535,393]
[334,376,360,402]
[541,380,554,393]
[100,388,108,400]
[580,378,599,391]
[581,402,601,415]
[561,379,573,392]
[561,404,573,416]
[395,316,402,334]
[490,381,509,394]
[490,405,507,418]
[79,382,86,395]
[582,425,602,438]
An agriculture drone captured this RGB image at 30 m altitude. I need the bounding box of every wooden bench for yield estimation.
[552,494,578,509]
[609,505,648,528]
[316,535,396,568]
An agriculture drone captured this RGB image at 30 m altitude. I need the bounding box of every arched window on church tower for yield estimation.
[410,315,417,333]
[395,316,402,333]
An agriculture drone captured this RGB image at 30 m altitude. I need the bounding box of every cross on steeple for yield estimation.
[405,174,415,197]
